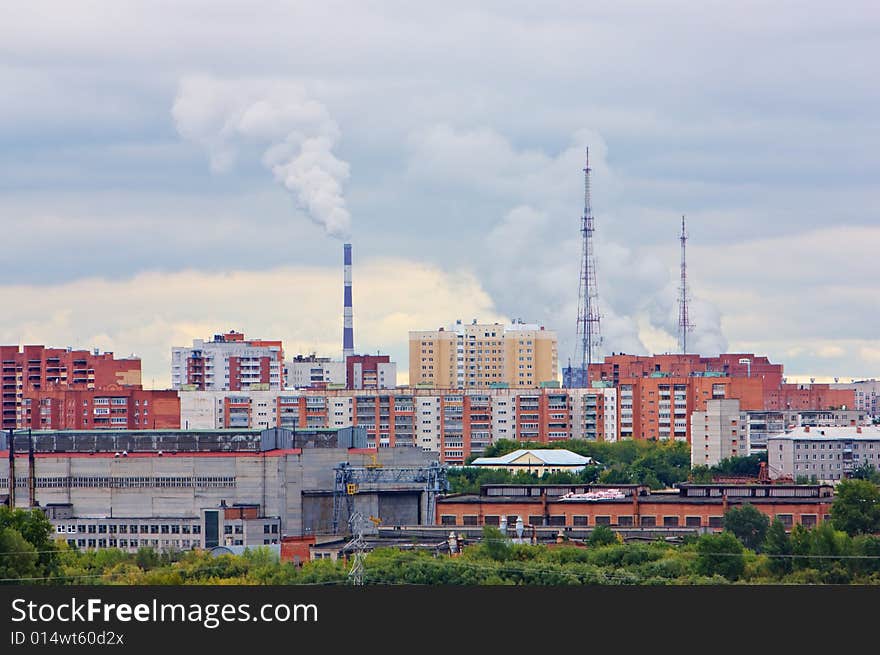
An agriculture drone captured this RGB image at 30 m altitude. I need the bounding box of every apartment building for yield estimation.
[179,387,618,465]
[171,330,284,391]
[409,320,558,389]
[830,379,880,416]
[346,354,396,389]
[21,388,180,430]
[765,383,856,411]
[767,425,880,482]
[1,345,142,431]
[744,408,868,453]
[690,399,747,467]
[285,355,346,389]
[618,374,764,443]
[589,353,784,398]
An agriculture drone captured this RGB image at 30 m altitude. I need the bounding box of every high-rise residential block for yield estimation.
[171,330,284,391]
[1,345,142,430]
[690,399,746,468]
[346,354,396,389]
[178,386,617,465]
[409,320,558,389]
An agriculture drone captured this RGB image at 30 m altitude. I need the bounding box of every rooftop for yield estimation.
[471,449,595,467]
[771,426,880,440]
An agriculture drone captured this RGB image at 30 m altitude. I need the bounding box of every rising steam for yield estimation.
[172,75,351,239]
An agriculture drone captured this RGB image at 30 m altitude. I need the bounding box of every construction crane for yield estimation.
[331,461,449,535]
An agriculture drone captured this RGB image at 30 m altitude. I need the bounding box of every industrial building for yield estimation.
[409,320,558,389]
[178,386,618,464]
[1,427,441,552]
[767,425,880,482]
[1,345,143,431]
[436,482,834,531]
[171,331,285,391]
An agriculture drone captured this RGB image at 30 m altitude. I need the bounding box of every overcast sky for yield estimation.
[1,2,878,387]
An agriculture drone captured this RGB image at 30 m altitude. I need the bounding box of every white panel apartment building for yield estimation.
[179,386,619,464]
[690,399,747,468]
[171,331,284,391]
[285,356,346,389]
[767,425,880,482]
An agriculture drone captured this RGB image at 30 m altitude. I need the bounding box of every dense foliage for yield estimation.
[452,439,692,491]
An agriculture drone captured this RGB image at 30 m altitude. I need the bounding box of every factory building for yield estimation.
[171,330,284,392]
[436,482,834,531]
[409,320,558,389]
[1,427,439,552]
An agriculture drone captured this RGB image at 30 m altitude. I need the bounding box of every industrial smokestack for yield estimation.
[343,243,354,359]
[7,429,15,508]
[28,428,36,508]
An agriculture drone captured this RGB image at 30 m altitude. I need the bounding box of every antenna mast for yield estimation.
[574,147,602,386]
[678,215,694,353]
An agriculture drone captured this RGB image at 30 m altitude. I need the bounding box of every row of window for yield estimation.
[440,513,826,528]
[56,523,202,534]
[65,538,200,549]
[19,476,237,489]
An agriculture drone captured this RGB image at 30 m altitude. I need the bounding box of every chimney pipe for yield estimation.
[7,429,14,508]
[343,243,354,359]
[28,428,36,508]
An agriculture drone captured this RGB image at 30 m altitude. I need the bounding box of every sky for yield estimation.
[1,1,878,388]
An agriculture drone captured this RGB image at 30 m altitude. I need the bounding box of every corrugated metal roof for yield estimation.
[471,449,594,466]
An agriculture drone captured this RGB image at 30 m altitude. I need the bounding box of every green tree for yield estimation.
[722,504,770,551]
[0,527,40,582]
[694,531,745,581]
[0,507,58,579]
[830,478,880,536]
[763,518,793,576]
[588,525,618,547]
[479,525,512,561]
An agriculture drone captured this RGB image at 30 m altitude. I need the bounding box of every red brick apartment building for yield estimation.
[21,388,180,430]
[766,384,855,411]
[437,483,834,531]
[1,345,144,431]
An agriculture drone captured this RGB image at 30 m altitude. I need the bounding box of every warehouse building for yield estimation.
[436,482,834,531]
[1,427,440,552]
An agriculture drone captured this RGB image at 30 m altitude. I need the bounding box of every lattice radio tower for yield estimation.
[678,215,694,353]
[574,147,602,386]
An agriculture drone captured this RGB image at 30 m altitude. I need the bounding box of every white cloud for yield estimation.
[0,259,502,388]
[172,75,351,239]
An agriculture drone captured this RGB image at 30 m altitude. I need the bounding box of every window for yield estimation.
[462,515,479,526]
[663,516,680,527]
[640,516,656,527]
[573,516,588,527]
[776,514,794,528]
[528,515,544,526]
[800,514,817,527]
[685,516,702,528]
[618,516,633,527]
[548,515,565,527]
[708,516,723,528]
[595,516,611,525]
[224,525,233,535]
[440,515,457,526]
[483,515,499,526]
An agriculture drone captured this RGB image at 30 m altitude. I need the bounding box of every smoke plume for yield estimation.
[172,75,351,239]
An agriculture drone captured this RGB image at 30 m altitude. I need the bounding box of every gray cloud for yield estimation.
[0,2,877,380]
